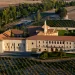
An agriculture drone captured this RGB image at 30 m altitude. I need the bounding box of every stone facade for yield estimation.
[1,39,26,53]
[26,39,75,53]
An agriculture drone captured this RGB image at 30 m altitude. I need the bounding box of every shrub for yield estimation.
[39,51,48,59]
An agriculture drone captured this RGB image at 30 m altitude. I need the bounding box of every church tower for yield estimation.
[44,20,47,35]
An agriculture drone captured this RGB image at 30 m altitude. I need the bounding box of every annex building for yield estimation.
[0,21,75,53]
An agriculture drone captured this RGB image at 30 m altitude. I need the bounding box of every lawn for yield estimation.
[58,30,66,36]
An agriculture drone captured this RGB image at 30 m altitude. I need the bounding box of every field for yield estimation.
[44,6,75,21]
[0,57,75,75]
[33,20,75,27]
[0,0,41,8]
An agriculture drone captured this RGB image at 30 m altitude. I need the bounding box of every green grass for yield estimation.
[58,30,66,36]
[66,53,75,57]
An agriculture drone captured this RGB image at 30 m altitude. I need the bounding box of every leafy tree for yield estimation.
[22,9,28,17]
[12,6,17,20]
[36,10,42,21]
[2,8,9,24]
[0,17,2,28]
[55,7,67,19]
[58,48,66,58]
[40,51,48,59]
[42,0,55,10]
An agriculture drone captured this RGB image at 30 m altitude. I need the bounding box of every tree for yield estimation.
[36,10,42,21]
[21,25,29,37]
[39,51,48,59]
[0,17,2,28]
[55,7,67,19]
[2,8,10,24]
[42,0,55,10]
[22,9,28,17]
[12,6,17,20]
[58,48,66,58]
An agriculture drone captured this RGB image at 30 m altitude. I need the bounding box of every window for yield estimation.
[13,43,15,46]
[63,41,64,44]
[61,46,63,48]
[44,49,46,50]
[46,41,48,43]
[57,41,59,44]
[7,43,9,46]
[49,41,51,44]
[43,41,44,43]
[70,42,71,44]
[54,41,56,44]
[12,43,14,46]
[60,41,61,44]
[32,42,34,45]
[46,45,48,47]
[39,41,40,43]
[52,41,53,44]
[39,49,41,51]
[18,44,20,46]
[8,46,9,48]
[67,42,68,44]
[39,45,40,47]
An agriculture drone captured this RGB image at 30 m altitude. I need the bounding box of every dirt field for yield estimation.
[44,6,75,21]
[0,0,42,8]
[66,6,75,20]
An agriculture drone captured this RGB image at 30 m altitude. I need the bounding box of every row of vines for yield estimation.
[33,20,75,27]
[0,57,75,75]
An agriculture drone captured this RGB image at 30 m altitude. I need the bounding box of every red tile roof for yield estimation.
[27,26,41,28]
[0,29,24,40]
[3,37,26,40]
[26,35,75,41]
[47,29,58,33]
[11,29,23,34]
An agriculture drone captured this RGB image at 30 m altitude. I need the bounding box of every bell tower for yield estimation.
[44,20,47,35]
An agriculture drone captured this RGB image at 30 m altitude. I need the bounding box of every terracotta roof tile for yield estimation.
[3,30,11,37]
[0,34,7,40]
[3,29,23,37]
[27,26,41,28]
[11,29,23,34]
[47,29,58,33]
[26,35,75,41]
[2,37,26,40]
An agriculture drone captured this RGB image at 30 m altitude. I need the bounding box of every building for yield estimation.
[0,29,26,53]
[37,21,58,36]
[26,35,75,53]
[0,21,75,53]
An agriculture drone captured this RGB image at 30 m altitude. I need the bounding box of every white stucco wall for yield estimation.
[3,40,26,52]
[0,40,3,53]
